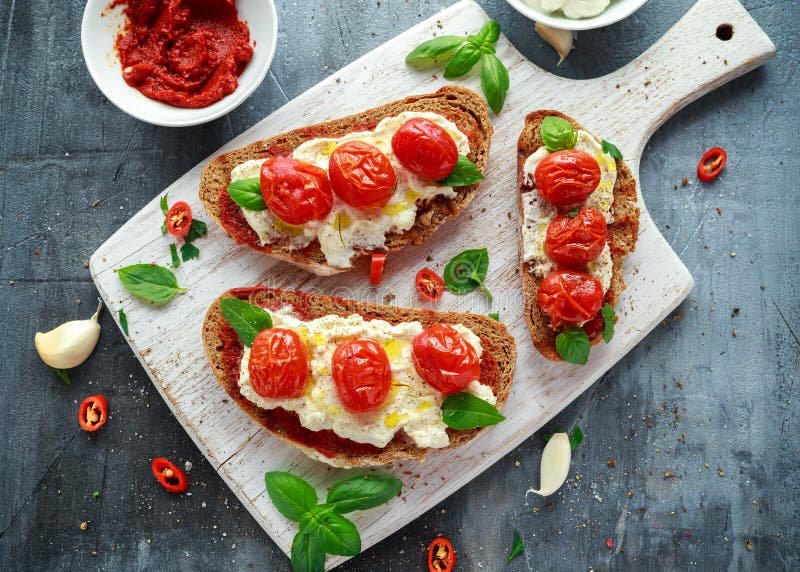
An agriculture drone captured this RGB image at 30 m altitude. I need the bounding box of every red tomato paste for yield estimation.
[112,0,253,109]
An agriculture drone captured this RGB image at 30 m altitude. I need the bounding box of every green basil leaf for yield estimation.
[600,303,615,343]
[602,139,623,160]
[52,367,71,386]
[488,312,500,321]
[326,474,402,514]
[118,264,186,304]
[566,207,580,218]
[227,178,266,211]
[443,248,490,296]
[405,35,466,67]
[436,154,483,187]
[185,219,207,243]
[92,491,101,499]
[569,425,584,450]
[541,116,578,152]
[180,242,200,262]
[480,53,509,114]
[159,194,169,216]
[443,42,482,79]
[118,309,129,337]
[264,471,318,522]
[555,326,590,365]
[507,529,525,563]
[300,505,361,557]
[291,531,326,572]
[478,19,501,44]
[169,243,181,268]
[441,392,505,430]
[220,298,273,347]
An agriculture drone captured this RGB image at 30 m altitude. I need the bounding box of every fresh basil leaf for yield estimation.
[507,529,525,563]
[541,116,578,152]
[469,248,494,302]
[405,35,466,67]
[52,367,71,386]
[441,392,505,430]
[555,326,590,365]
[436,154,484,187]
[220,298,273,347]
[443,42,481,79]
[159,194,169,216]
[567,207,580,218]
[118,309,129,337]
[480,53,509,115]
[118,264,186,304]
[488,312,500,321]
[478,19,501,44]
[169,243,181,268]
[227,178,266,211]
[569,425,584,450]
[300,506,361,557]
[326,474,402,514]
[264,471,318,522]
[185,219,207,243]
[180,242,200,262]
[291,531,326,572]
[602,139,623,160]
[443,248,490,297]
[600,303,615,343]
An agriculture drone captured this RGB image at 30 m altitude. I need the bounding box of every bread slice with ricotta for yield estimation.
[517,111,640,361]
[202,286,516,468]
[199,86,493,276]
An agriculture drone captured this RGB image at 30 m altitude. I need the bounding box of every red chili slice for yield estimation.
[416,268,444,302]
[78,394,108,432]
[428,536,456,572]
[151,458,188,493]
[370,253,387,284]
[697,147,727,182]
[166,201,193,236]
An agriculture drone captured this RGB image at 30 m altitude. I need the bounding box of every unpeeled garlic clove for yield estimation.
[35,299,103,369]
[535,23,573,66]
[526,432,571,496]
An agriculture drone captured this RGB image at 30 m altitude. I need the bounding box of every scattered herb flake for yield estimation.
[169,243,181,268]
[92,491,100,499]
[507,529,525,563]
[488,312,500,321]
[118,309,129,336]
[52,367,71,386]
[180,242,200,262]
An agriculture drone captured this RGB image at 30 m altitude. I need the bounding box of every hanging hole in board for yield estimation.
[716,24,734,41]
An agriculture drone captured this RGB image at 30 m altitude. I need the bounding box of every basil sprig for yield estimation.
[265,472,402,572]
[555,326,590,365]
[443,248,493,302]
[159,194,169,235]
[406,20,510,114]
[118,309,129,337]
[118,264,186,304]
[541,116,578,152]
[219,298,273,347]
[441,392,505,430]
[227,177,266,211]
[436,154,484,187]
[507,529,525,563]
[601,139,623,160]
[600,303,615,343]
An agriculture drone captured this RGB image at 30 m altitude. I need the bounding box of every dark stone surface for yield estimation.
[1,0,797,570]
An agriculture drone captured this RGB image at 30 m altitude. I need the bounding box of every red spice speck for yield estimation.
[34,249,41,255]
[606,538,614,548]
[647,421,654,428]
[716,207,722,216]
[685,530,692,536]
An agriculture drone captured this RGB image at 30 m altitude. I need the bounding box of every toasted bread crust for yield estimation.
[202,286,516,467]
[517,111,640,361]
[199,86,493,276]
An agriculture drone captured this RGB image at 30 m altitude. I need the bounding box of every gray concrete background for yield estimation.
[1,0,797,570]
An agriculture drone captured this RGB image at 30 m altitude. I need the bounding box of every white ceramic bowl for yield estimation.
[505,0,648,31]
[81,0,278,127]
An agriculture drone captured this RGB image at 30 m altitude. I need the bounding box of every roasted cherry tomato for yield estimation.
[78,394,108,432]
[370,252,387,284]
[427,536,456,572]
[248,328,309,399]
[391,117,458,180]
[166,201,192,237]
[535,150,601,206]
[260,157,333,225]
[697,147,727,182]
[331,339,392,412]
[412,323,480,395]
[537,269,604,329]
[416,268,444,302]
[545,206,607,267]
[151,458,188,493]
[329,141,396,209]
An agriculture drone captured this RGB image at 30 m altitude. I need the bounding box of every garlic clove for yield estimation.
[526,432,571,497]
[35,299,103,369]
[535,23,573,66]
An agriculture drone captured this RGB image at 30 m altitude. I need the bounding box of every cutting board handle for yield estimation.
[599,0,776,162]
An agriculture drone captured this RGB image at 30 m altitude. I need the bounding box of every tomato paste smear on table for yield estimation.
[112,0,253,109]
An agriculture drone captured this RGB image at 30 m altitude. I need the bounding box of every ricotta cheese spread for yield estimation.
[520,130,617,291]
[237,307,495,449]
[230,111,471,269]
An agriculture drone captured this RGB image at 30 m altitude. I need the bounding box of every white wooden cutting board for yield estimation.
[90,0,774,568]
